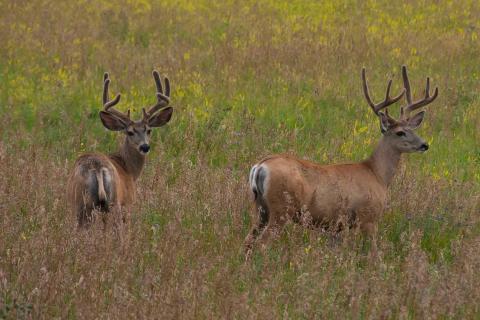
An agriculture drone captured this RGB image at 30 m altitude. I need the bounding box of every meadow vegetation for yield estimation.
[0,0,479,318]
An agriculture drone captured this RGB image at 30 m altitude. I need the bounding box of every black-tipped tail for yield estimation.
[249,165,269,228]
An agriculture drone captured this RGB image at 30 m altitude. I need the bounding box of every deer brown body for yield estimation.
[67,71,173,228]
[245,66,438,255]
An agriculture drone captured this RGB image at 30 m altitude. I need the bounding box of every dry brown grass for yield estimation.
[1,141,478,318]
[1,0,479,318]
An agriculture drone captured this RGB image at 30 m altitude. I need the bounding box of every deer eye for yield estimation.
[127,131,134,136]
[146,129,152,135]
[396,131,406,137]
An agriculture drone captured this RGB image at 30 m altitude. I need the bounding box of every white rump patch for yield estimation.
[249,165,258,192]
[249,163,269,197]
[101,167,112,185]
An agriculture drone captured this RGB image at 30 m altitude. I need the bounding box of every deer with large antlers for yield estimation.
[67,71,173,228]
[245,66,438,256]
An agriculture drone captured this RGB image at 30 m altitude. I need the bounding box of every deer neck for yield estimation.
[110,139,146,181]
[365,136,402,187]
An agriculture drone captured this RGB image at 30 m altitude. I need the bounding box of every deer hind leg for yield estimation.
[109,204,130,230]
[251,200,290,253]
[245,199,293,258]
[77,195,95,229]
[244,165,290,257]
[244,199,269,257]
[76,205,89,228]
[101,208,111,232]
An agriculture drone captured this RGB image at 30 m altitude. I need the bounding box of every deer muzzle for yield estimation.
[139,144,150,154]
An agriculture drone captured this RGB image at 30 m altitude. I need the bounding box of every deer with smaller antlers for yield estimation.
[67,71,173,228]
[245,66,438,256]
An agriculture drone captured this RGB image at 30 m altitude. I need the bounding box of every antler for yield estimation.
[103,73,131,123]
[362,67,405,115]
[142,70,170,122]
[400,65,438,120]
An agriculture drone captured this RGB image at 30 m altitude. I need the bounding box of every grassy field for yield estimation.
[1,0,479,318]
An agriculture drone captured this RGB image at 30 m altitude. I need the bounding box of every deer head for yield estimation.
[99,71,173,154]
[362,66,438,153]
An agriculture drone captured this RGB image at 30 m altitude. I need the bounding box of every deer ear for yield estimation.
[407,111,425,129]
[99,111,127,131]
[378,112,396,133]
[148,107,173,127]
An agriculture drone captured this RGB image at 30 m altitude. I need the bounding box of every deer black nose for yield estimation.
[419,143,429,151]
[139,144,150,153]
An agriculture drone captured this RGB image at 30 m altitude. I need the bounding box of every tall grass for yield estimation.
[0,0,479,318]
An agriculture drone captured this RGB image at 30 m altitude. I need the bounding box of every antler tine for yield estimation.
[362,67,405,115]
[402,66,413,105]
[361,68,376,110]
[143,70,171,121]
[400,65,439,119]
[103,73,110,106]
[426,77,430,96]
[153,70,171,97]
[102,72,131,123]
[153,70,163,95]
[164,76,171,97]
